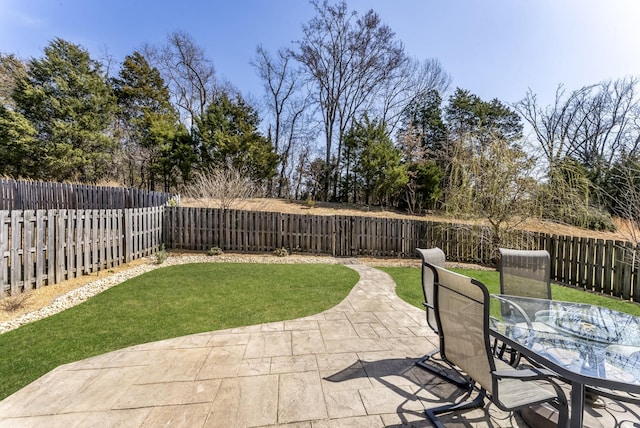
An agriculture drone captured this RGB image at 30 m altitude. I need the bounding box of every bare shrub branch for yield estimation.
[186,166,256,211]
[1,291,32,313]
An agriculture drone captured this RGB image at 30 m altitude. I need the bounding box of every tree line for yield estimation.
[2,0,640,244]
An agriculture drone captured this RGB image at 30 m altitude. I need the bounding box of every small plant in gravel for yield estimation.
[273,247,289,257]
[0,291,32,313]
[152,245,168,265]
[207,246,224,256]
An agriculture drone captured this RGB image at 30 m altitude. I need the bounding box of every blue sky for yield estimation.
[1,0,639,108]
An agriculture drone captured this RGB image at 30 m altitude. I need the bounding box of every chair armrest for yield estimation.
[492,366,568,420]
[491,295,534,329]
[492,367,559,381]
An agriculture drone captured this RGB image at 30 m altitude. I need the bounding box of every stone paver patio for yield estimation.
[0,262,639,427]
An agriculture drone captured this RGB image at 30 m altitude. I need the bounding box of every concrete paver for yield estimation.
[0,262,639,427]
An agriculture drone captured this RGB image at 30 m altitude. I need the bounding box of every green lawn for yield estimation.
[379,266,640,317]
[0,263,359,400]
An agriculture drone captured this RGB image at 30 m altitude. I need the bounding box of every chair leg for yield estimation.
[425,387,486,428]
[416,348,471,390]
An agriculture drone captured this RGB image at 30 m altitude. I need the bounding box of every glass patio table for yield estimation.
[489,294,640,428]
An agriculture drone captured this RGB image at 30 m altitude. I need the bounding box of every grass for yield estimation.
[379,266,640,317]
[0,262,359,400]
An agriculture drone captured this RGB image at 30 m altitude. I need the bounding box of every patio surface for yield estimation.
[0,261,638,427]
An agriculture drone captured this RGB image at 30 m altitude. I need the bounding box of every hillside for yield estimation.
[181,197,633,243]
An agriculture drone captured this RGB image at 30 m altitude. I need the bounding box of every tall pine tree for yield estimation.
[195,92,277,184]
[13,38,117,182]
[112,51,191,190]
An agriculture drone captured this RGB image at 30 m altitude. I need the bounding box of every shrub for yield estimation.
[207,246,224,256]
[152,245,168,265]
[0,291,32,313]
[273,247,289,257]
[305,196,315,208]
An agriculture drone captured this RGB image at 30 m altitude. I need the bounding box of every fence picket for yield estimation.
[23,211,34,291]
[0,211,8,297]
[10,211,21,295]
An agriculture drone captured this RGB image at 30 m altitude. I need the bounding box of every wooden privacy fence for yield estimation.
[541,234,640,303]
[4,204,640,303]
[0,179,175,210]
[0,207,163,298]
[164,207,640,302]
[163,207,539,260]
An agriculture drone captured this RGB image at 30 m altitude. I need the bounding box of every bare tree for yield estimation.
[517,79,640,175]
[603,155,640,244]
[291,143,313,200]
[398,125,425,214]
[378,57,451,133]
[291,0,405,200]
[252,46,312,198]
[516,85,591,172]
[569,78,639,173]
[517,79,640,229]
[143,30,217,131]
[186,165,256,211]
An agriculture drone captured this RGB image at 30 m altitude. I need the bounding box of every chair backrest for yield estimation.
[499,248,551,300]
[416,247,446,332]
[429,264,495,394]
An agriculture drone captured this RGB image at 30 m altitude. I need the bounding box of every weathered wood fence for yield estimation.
[164,207,640,303]
[3,203,640,303]
[0,179,175,210]
[163,207,540,260]
[0,207,163,298]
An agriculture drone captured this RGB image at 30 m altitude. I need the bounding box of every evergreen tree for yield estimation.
[13,38,117,182]
[0,54,34,177]
[446,88,522,147]
[0,53,28,109]
[195,92,277,184]
[0,105,35,177]
[400,89,447,158]
[395,90,447,212]
[112,51,191,190]
[346,115,408,205]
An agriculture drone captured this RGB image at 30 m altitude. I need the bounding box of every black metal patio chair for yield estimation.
[415,248,469,389]
[424,264,569,427]
[496,248,552,365]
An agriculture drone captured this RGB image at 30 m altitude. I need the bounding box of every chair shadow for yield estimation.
[324,356,511,427]
[585,398,640,428]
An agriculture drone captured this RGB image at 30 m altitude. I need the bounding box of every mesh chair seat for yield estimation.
[493,358,558,409]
